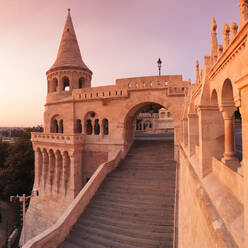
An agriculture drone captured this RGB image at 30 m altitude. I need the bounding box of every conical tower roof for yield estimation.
[49,9,89,72]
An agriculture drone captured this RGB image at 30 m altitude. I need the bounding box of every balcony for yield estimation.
[31,132,85,145]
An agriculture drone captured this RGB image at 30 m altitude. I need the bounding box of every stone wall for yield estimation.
[82,151,108,184]
[178,147,238,248]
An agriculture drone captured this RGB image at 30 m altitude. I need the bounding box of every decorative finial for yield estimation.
[230,22,238,40]
[68,8,71,13]
[210,17,218,64]
[223,24,230,50]
[239,0,248,27]
[211,18,217,33]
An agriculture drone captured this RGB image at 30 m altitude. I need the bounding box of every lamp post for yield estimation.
[10,189,39,247]
[157,58,162,76]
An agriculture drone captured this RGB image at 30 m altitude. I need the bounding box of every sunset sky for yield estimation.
[0,0,239,127]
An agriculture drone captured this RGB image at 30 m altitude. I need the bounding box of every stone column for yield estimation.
[42,150,49,191]
[187,114,199,156]
[33,149,40,188]
[48,151,55,192]
[69,150,83,199]
[220,107,239,169]
[197,106,225,178]
[55,152,63,194]
[239,0,248,28]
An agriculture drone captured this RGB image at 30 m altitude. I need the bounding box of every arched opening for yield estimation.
[59,120,64,133]
[76,119,82,133]
[102,119,109,135]
[94,119,100,135]
[62,76,70,91]
[50,78,58,93]
[86,119,93,135]
[220,79,240,169]
[124,102,174,148]
[79,77,85,89]
[51,119,59,133]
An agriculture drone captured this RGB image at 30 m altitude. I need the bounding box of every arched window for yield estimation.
[86,119,92,135]
[59,120,63,133]
[51,78,58,93]
[79,78,85,89]
[76,119,82,133]
[103,119,109,135]
[62,76,70,91]
[94,119,100,135]
[51,119,59,133]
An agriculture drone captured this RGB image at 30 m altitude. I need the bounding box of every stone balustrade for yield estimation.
[23,149,122,248]
[31,132,85,145]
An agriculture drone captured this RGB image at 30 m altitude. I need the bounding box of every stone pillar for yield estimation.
[223,24,230,50]
[69,150,83,198]
[198,106,225,178]
[33,149,40,188]
[241,86,248,247]
[239,0,248,28]
[220,107,239,169]
[55,152,63,194]
[58,73,63,92]
[48,151,55,192]
[42,150,49,191]
[187,114,199,156]
[230,22,238,41]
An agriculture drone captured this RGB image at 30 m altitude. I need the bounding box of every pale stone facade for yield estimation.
[23,1,248,247]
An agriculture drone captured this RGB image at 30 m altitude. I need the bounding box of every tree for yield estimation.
[0,126,43,200]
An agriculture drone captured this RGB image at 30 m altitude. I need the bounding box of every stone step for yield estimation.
[93,194,174,208]
[72,223,171,248]
[76,219,173,242]
[91,198,174,214]
[84,205,174,224]
[58,140,175,248]
[94,190,175,204]
[78,213,173,234]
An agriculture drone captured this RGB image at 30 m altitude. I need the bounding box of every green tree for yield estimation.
[0,126,43,200]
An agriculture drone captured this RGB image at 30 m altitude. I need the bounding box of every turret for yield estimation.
[239,0,248,28]
[223,24,230,50]
[46,9,92,95]
[210,18,218,65]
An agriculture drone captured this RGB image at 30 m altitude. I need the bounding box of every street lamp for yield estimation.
[10,189,39,246]
[157,58,162,76]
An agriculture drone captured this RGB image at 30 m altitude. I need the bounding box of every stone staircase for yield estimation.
[59,140,176,248]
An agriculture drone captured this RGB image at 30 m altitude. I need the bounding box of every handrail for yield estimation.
[23,149,122,248]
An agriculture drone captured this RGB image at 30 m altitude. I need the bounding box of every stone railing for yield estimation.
[23,149,122,248]
[31,133,85,145]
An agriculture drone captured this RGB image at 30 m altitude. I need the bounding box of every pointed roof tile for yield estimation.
[49,9,89,71]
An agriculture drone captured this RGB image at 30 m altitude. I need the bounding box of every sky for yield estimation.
[0,0,240,127]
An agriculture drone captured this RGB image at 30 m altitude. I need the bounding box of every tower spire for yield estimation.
[210,18,218,64]
[49,9,89,71]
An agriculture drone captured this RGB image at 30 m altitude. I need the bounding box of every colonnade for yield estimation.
[34,148,71,196]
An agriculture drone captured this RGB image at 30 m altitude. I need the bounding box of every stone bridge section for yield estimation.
[58,139,176,248]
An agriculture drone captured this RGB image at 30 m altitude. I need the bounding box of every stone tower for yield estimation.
[25,9,90,241]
